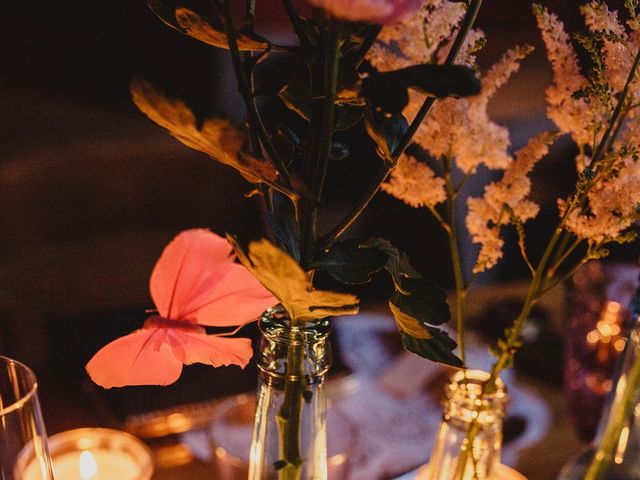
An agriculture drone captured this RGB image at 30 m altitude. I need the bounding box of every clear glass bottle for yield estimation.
[426,369,507,480]
[558,288,640,480]
[248,307,331,480]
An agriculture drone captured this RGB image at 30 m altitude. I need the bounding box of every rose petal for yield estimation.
[304,0,421,24]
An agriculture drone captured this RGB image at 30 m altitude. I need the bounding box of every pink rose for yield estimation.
[304,0,422,24]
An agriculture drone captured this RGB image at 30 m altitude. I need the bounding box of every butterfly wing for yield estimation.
[149,229,234,320]
[86,326,182,388]
[168,327,253,368]
[193,262,277,326]
[150,229,276,325]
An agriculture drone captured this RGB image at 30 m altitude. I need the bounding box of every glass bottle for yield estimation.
[248,307,331,480]
[426,369,507,480]
[558,286,640,480]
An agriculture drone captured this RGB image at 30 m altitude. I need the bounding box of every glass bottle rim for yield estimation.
[259,306,331,338]
[0,355,39,417]
[447,369,507,402]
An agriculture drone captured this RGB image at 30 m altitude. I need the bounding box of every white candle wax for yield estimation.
[21,448,142,480]
[16,428,153,480]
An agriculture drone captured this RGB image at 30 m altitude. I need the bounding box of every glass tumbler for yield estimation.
[0,355,54,479]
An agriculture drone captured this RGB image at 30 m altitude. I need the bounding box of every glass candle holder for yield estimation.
[16,428,154,480]
[0,355,54,480]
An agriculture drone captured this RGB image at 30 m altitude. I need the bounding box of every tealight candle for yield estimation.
[16,428,153,480]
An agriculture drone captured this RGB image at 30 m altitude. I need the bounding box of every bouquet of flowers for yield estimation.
[86,0,640,478]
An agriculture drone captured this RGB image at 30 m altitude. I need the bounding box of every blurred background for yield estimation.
[0,0,638,478]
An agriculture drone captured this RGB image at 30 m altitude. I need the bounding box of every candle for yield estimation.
[17,428,153,480]
[414,463,528,480]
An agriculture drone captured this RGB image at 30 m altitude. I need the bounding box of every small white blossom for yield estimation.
[466,133,556,273]
[562,156,640,243]
[417,46,532,174]
[382,154,446,208]
[535,5,593,147]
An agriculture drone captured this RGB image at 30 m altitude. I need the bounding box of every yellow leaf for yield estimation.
[229,237,359,325]
[389,303,431,339]
[175,8,268,52]
[130,79,277,184]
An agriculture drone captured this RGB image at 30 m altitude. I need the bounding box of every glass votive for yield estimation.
[0,355,54,480]
[210,393,354,480]
[16,428,154,480]
[414,463,527,480]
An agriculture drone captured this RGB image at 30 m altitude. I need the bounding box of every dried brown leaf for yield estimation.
[175,8,268,51]
[228,237,359,324]
[131,79,277,183]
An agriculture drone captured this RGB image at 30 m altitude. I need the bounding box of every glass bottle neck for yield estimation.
[427,370,507,480]
[257,307,332,384]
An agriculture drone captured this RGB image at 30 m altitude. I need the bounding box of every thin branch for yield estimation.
[427,205,450,233]
[444,155,468,363]
[541,256,589,296]
[355,25,382,67]
[282,0,314,51]
[320,164,391,246]
[320,0,484,248]
[592,46,640,164]
[300,26,342,268]
[546,237,583,280]
[219,0,294,191]
[244,0,255,28]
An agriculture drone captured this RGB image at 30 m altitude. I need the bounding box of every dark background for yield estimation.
[0,0,634,437]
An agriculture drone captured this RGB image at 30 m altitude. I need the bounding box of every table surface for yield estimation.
[38,285,585,480]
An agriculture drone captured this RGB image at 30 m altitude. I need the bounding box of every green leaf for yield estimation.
[266,193,301,261]
[312,240,388,284]
[335,105,365,131]
[363,237,420,287]
[364,110,409,163]
[400,330,463,367]
[361,237,460,367]
[362,75,409,115]
[330,142,350,161]
[147,0,269,51]
[253,56,297,97]
[389,64,481,97]
[362,64,481,114]
[390,277,450,326]
[279,61,313,121]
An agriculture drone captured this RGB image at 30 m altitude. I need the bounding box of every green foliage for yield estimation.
[390,277,451,327]
[362,64,481,114]
[266,193,301,261]
[312,240,388,284]
[364,110,410,163]
[314,237,460,367]
[400,329,462,367]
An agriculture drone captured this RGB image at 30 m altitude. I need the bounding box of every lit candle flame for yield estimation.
[79,450,98,480]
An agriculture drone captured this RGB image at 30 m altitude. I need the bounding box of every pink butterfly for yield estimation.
[86,229,277,388]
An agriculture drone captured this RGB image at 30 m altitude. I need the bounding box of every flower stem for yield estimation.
[220,0,294,192]
[450,40,640,480]
[584,339,640,480]
[276,330,306,480]
[444,156,467,363]
[282,0,314,50]
[300,26,342,268]
[320,0,483,248]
